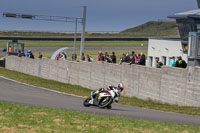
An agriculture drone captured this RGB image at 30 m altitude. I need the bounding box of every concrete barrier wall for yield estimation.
[5,56,200,107]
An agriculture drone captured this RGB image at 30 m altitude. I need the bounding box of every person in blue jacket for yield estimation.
[169,56,175,67]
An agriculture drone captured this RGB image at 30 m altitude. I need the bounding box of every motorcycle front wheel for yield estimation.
[98,97,113,108]
[83,98,91,107]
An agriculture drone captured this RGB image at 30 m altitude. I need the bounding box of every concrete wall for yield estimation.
[5,56,200,107]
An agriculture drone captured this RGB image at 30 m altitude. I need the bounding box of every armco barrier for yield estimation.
[5,56,200,107]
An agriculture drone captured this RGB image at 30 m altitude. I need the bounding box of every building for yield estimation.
[147,0,200,67]
[146,38,187,67]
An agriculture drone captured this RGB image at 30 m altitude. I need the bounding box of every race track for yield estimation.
[0,76,200,126]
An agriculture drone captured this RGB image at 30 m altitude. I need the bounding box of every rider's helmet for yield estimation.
[117,83,124,92]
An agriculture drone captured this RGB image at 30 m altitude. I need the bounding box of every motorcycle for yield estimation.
[83,89,119,109]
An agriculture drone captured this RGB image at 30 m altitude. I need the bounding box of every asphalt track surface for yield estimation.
[0,76,200,126]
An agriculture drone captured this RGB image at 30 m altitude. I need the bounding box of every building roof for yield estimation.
[168,9,200,19]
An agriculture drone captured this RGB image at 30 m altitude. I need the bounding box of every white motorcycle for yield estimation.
[83,88,120,109]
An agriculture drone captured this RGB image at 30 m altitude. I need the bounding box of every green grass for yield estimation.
[0,40,148,48]
[0,67,200,117]
[0,101,199,133]
[0,21,180,38]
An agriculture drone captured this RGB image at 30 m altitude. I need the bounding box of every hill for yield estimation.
[120,21,179,37]
[0,21,179,38]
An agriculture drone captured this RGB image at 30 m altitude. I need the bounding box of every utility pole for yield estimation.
[72,18,78,61]
[80,6,87,60]
[3,6,87,61]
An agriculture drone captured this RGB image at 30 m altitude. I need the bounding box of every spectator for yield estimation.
[110,52,116,63]
[125,53,130,63]
[98,51,104,61]
[175,56,187,68]
[169,56,175,67]
[60,51,67,60]
[56,53,60,60]
[38,52,43,59]
[119,53,126,64]
[21,52,25,56]
[104,52,112,63]
[98,51,101,61]
[139,52,146,65]
[130,55,135,65]
[8,46,12,53]
[18,50,22,57]
[25,50,30,58]
[87,55,93,62]
[72,52,77,61]
[29,51,34,59]
[81,53,85,61]
[131,51,135,56]
[135,54,140,64]
[155,57,163,68]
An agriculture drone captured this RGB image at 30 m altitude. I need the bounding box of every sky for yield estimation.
[0,0,198,32]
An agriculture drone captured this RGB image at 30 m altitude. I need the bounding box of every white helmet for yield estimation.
[118,83,124,92]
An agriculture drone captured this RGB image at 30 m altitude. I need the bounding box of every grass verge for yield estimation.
[0,67,200,116]
[0,40,148,48]
[0,102,200,133]
[0,101,199,133]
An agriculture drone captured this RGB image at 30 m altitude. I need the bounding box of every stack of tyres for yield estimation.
[0,57,5,67]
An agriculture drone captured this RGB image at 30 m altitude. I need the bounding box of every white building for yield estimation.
[146,38,188,67]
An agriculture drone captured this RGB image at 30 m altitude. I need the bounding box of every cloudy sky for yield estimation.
[0,0,197,32]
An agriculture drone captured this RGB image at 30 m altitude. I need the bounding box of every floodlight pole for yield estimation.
[3,6,87,61]
[80,6,87,60]
[73,18,78,54]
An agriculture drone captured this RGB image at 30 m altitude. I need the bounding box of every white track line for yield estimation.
[0,76,84,98]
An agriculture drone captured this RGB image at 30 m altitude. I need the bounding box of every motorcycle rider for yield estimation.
[90,83,124,104]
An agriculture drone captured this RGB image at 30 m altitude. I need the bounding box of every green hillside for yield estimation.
[0,21,179,38]
[120,21,179,37]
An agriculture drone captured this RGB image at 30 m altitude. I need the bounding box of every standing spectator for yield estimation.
[130,55,135,65]
[60,51,67,60]
[139,52,146,65]
[21,52,25,56]
[38,52,43,59]
[155,57,163,68]
[29,51,34,59]
[87,55,93,62]
[125,53,130,63]
[72,52,77,61]
[98,51,104,61]
[131,51,135,56]
[18,50,22,57]
[110,52,116,63]
[135,54,140,64]
[25,50,30,58]
[175,56,187,68]
[119,53,126,64]
[8,46,12,53]
[104,52,112,63]
[169,56,175,67]
[81,53,85,61]
[56,53,60,60]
